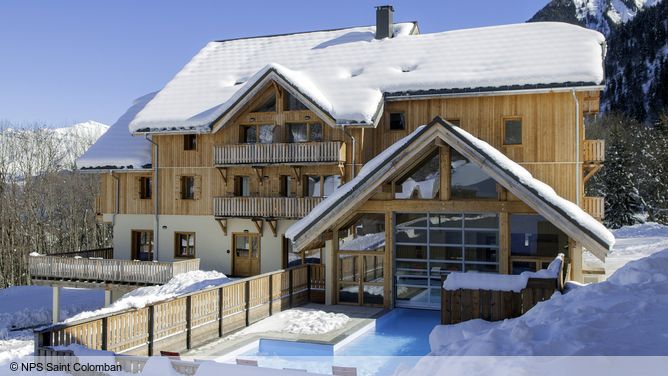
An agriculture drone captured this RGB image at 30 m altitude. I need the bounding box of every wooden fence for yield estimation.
[214,141,345,165]
[441,277,558,325]
[213,196,324,219]
[29,256,200,285]
[583,139,605,162]
[35,264,326,355]
[49,247,114,259]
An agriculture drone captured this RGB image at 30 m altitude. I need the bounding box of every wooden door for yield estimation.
[233,233,261,277]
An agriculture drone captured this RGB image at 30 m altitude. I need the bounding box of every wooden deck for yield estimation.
[213,196,324,218]
[34,264,326,356]
[29,255,200,285]
[214,141,346,166]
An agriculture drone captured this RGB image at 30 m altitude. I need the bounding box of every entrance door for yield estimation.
[233,233,260,277]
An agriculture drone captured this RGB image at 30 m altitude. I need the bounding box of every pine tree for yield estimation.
[603,124,645,228]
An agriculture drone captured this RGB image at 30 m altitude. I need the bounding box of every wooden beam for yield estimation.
[583,164,602,184]
[252,218,264,236]
[267,219,278,237]
[217,167,227,184]
[439,145,450,201]
[499,212,509,274]
[253,167,264,183]
[291,166,302,181]
[216,218,228,236]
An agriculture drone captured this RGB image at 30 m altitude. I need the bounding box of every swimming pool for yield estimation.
[228,308,440,375]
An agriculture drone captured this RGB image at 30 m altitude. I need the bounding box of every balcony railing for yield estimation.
[214,141,345,166]
[213,196,324,219]
[583,140,605,163]
[583,196,604,221]
[29,255,200,285]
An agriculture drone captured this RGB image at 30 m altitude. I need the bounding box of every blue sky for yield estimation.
[0,0,549,126]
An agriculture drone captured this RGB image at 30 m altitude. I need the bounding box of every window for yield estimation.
[139,177,152,199]
[304,175,341,197]
[234,176,250,197]
[132,230,153,261]
[175,232,195,258]
[389,112,405,130]
[504,118,522,145]
[288,123,323,142]
[184,134,197,150]
[450,149,497,199]
[394,150,439,199]
[181,176,195,199]
[279,175,292,197]
[251,94,276,112]
[242,124,274,144]
[510,214,568,274]
[283,91,309,111]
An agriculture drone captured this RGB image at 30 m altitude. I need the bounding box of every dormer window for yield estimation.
[184,134,197,150]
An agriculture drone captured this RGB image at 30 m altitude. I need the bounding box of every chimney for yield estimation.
[375,5,394,39]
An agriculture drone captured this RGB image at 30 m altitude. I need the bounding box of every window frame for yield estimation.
[287,122,324,143]
[139,176,152,200]
[181,176,195,200]
[389,112,406,131]
[241,123,275,144]
[183,134,197,151]
[174,232,196,259]
[502,117,523,146]
[131,229,153,261]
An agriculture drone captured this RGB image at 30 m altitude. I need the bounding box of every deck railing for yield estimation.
[28,256,200,285]
[34,264,326,356]
[214,141,346,165]
[213,196,324,218]
[583,196,604,221]
[583,139,605,163]
[49,247,114,259]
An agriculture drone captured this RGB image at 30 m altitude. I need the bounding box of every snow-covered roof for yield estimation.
[286,117,614,261]
[130,22,605,133]
[76,93,156,170]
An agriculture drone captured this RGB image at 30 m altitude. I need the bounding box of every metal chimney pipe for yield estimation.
[375,5,394,39]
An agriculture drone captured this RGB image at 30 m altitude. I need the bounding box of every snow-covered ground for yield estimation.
[429,222,668,356]
[0,286,103,364]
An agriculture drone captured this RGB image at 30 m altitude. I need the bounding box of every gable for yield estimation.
[286,116,614,260]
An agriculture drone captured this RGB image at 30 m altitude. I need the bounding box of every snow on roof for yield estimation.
[130,22,605,133]
[76,93,156,170]
[286,117,615,259]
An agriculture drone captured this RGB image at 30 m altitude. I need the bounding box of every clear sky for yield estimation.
[0,0,549,127]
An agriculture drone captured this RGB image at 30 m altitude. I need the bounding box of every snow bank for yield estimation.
[130,22,604,132]
[66,270,231,322]
[443,255,562,292]
[227,308,349,338]
[430,247,668,355]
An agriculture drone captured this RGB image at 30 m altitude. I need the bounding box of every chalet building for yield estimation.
[63,6,611,308]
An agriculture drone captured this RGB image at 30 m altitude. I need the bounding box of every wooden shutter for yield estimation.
[194,176,202,200]
[132,177,140,200]
[175,175,182,200]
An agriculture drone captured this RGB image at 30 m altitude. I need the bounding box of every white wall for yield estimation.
[112,214,295,275]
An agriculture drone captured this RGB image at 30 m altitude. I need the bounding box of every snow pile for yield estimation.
[339,232,386,251]
[66,270,231,322]
[76,92,156,169]
[443,255,562,292]
[130,22,604,132]
[228,308,349,338]
[429,247,668,355]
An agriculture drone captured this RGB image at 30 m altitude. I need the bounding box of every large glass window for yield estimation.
[510,214,567,274]
[288,123,308,143]
[251,94,276,112]
[450,149,497,199]
[243,124,274,144]
[283,91,309,111]
[395,212,499,309]
[395,151,440,199]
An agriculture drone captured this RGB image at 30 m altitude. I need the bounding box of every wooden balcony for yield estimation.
[583,196,604,221]
[213,196,324,219]
[214,141,346,166]
[583,140,605,163]
[29,255,200,286]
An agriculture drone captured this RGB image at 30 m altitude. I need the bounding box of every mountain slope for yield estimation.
[530,0,668,123]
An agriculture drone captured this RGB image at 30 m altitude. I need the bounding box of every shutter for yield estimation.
[194,176,202,200]
[175,175,182,200]
[132,177,140,200]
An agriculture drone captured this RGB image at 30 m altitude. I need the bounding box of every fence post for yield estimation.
[101,317,108,351]
[289,269,294,308]
[147,305,155,356]
[268,273,273,316]
[244,281,250,327]
[218,287,224,337]
[185,296,192,350]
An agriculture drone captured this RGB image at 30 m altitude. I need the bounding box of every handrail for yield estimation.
[213,196,324,218]
[47,248,113,259]
[214,141,345,165]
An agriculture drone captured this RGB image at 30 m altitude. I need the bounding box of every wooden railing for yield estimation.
[34,264,326,355]
[28,256,200,285]
[441,276,558,325]
[214,141,346,165]
[583,196,604,221]
[49,247,114,259]
[213,196,324,218]
[583,139,605,163]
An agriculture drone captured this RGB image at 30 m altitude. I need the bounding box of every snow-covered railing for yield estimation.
[214,141,345,166]
[583,139,605,163]
[213,196,324,219]
[34,264,326,356]
[28,256,200,285]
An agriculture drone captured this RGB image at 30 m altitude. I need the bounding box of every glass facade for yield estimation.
[510,214,568,274]
[450,149,497,199]
[394,212,499,309]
